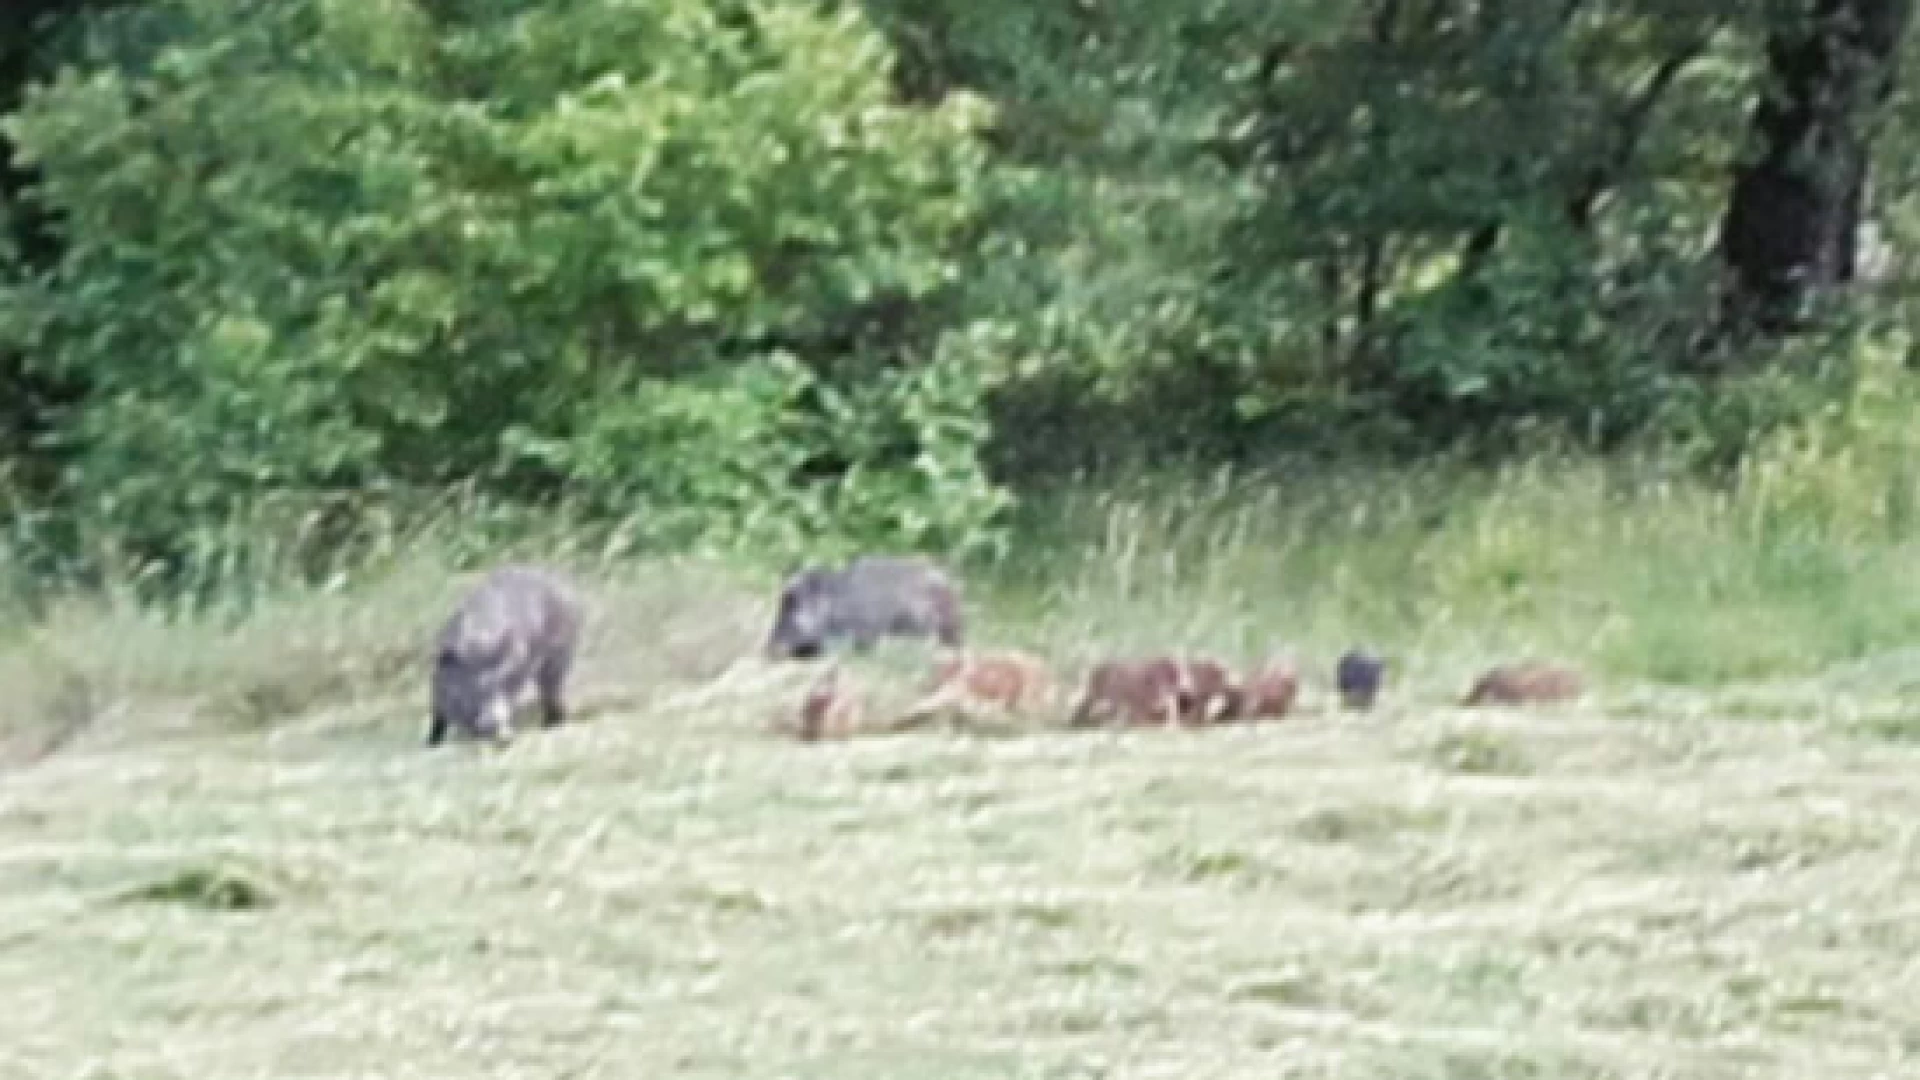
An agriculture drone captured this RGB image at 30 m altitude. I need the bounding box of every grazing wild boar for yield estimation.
[765,555,965,661]
[1068,656,1189,729]
[1460,662,1584,707]
[1236,656,1301,721]
[1335,648,1386,710]
[1179,656,1242,725]
[427,564,583,748]
[796,664,862,741]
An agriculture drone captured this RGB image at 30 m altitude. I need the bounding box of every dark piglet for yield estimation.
[427,565,583,748]
[765,555,965,660]
[1336,648,1386,710]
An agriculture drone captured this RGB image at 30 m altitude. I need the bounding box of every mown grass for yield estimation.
[4,454,1920,1076]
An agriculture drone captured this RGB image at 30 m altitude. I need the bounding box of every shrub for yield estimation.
[1,0,1006,578]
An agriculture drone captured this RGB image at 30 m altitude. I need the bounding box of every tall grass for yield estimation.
[1002,451,1920,690]
[972,334,1920,691]
[7,336,1920,755]
[0,507,779,763]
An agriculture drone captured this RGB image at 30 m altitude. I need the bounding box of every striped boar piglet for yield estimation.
[1460,662,1584,707]
[1068,656,1188,729]
[1237,656,1301,721]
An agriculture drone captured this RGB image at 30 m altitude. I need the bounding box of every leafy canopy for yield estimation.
[2,0,1006,570]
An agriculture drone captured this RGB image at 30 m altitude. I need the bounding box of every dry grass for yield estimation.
[3,534,1920,1078]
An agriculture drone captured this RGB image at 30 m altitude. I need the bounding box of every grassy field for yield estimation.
[5,465,1920,1077]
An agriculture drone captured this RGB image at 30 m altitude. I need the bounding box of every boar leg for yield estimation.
[535,653,570,729]
[1157,692,1183,728]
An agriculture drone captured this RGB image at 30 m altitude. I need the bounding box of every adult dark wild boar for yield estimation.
[427,565,583,748]
[764,555,965,660]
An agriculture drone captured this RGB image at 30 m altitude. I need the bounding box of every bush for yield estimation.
[0,0,1007,578]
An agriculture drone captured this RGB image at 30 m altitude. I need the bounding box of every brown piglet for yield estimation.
[1179,656,1243,725]
[895,649,1057,729]
[1068,656,1189,730]
[796,664,863,741]
[1235,656,1301,721]
[1460,662,1584,707]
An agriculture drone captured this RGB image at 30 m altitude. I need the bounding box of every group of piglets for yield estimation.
[764,554,1585,743]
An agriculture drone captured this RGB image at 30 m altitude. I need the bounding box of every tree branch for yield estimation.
[1566,37,1709,232]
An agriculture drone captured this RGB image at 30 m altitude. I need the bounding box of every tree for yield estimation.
[1,0,1008,574]
[0,0,118,496]
[1719,0,1915,336]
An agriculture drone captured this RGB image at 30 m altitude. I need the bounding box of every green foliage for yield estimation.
[1737,325,1920,544]
[0,0,1006,577]
[556,333,1010,563]
[0,0,1912,597]
[863,0,1910,464]
[1185,4,1759,449]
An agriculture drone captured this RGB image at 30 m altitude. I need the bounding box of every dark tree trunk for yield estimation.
[1318,255,1343,356]
[1352,237,1386,370]
[1,0,126,494]
[2,0,81,267]
[1717,0,1913,337]
[1346,0,1401,387]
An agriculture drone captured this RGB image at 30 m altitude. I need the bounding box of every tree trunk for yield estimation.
[1318,254,1343,356]
[1352,237,1386,370]
[1717,0,1913,337]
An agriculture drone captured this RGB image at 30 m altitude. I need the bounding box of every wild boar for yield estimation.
[1179,656,1243,726]
[899,648,1056,725]
[796,664,862,741]
[1236,656,1301,721]
[1336,648,1386,710]
[765,554,965,660]
[427,564,583,748]
[1067,656,1189,730]
[1460,662,1584,707]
